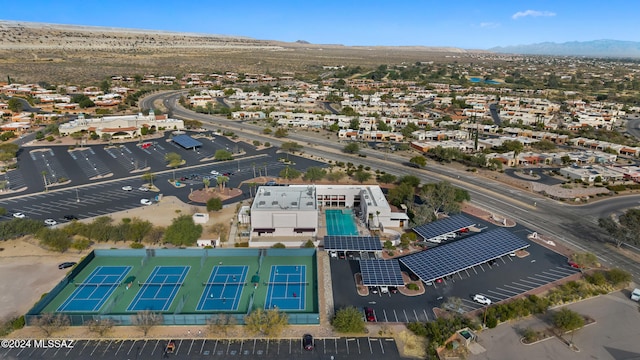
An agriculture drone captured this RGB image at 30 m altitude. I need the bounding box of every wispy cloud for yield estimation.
[479,22,500,29]
[512,10,556,20]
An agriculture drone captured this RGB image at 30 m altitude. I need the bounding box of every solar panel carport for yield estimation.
[359,259,404,286]
[399,228,529,283]
[172,134,203,149]
[411,214,476,243]
[323,236,382,251]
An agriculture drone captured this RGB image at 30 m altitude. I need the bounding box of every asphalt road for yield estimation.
[144,91,640,282]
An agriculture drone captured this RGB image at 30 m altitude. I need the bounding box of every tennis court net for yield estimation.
[138,282,184,287]
[74,282,121,287]
[202,281,246,286]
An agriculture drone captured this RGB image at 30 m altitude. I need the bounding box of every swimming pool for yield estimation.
[325,209,359,236]
[469,77,501,85]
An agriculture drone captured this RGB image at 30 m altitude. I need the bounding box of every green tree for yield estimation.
[332,306,366,333]
[214,149,233,161]
[7,98,23,113]
[164,152,183,168]
[420,181,463,216]
[387,182,415,207]
[342,142,360,154]
[569,252,598,269]
[99,79,111,93]
[599,209,640,247]
[163,215,202,246]
[244,308,289,338]
[141,172,155,187]
[303,167,327,181]
[353,170,372,183]
[272,243,286,248]
[378,173,397,184]
[279,166,301,180]
[409,156,427,168]
[36,228,72,252]
[125,218,153,243]
[274,128,288,138]
[552,308,584,338]
[206,197,223,212]
[281,141,303,153]
[398,175,421,188]
[216,175,229,192]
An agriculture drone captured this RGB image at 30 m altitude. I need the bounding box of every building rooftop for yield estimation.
[253,185,316,211]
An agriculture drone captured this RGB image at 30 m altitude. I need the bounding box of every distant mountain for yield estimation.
[490,40,640,58]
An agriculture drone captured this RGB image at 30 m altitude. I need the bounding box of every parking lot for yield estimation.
[330,222,580,323]
[0,337,403,360]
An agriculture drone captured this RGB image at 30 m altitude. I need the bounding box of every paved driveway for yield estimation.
[469,292,640,360]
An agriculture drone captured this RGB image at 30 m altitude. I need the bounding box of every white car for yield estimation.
[210,170,220,176]
[140,199,153,206]
[473,294,492,305]
[12,212,26,219]
[138,186,149,192]
[44,219,58,226]
[122,186,133,191]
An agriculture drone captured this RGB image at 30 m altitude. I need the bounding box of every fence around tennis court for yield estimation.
[25,248,319,326]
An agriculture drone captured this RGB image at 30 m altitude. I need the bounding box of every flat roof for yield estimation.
[359,259,404,286]
[323,236,382,251]
[400,228,529,283]
[411,214,476,241]
[253,185,316,211]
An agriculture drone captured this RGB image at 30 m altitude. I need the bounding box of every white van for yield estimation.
[631,288,640,301]
[380,286,389,294]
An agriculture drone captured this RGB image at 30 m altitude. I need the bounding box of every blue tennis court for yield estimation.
[326,209,359,236]
[265,265,306,310]
[197,265,248,311]
[127,266,190,312]
[57,266,131,312]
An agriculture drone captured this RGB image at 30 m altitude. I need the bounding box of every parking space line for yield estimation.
[226,340,231,354]
[187,339,195,355]
[239,339,244,355]
[102,340,114,356]
[508,283,533,291]
[403,309,409,322]
[423,309,430,321]
[382,309,388,322]
[533,273,560,281]
[345,338,351,354]
[151,340,160,356]
[367,337,373,354]
[379,338,385,354]
[78,340,91,355]
[459,272,465,279]
[393,309,399,322]
[114,341,125,356]
[89,341,101,356]
[288,338,292,354]
[251,339,256,354]
[357,338,361,354]
[495,287,520,295]
[523,277,550,285]
[413,309,419,321]
[488,289,510,298]
[126,341,137,356]
[212,339,219,355]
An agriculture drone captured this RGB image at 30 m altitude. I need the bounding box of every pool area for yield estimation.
[325,209,359,236]
[469,77,501,85]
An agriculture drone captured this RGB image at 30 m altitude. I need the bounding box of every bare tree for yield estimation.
[132,310,162,336]
[206,314,237,337]
[35,313,70,336]
[86,318,115,336]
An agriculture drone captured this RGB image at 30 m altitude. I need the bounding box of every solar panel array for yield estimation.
[412,214,476,241]
[324,236,382,251]
[359,259,404,286]
[172,134,203,149]
[400,228,529,282]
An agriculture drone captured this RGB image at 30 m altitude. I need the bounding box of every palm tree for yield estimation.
[217,176,229,192]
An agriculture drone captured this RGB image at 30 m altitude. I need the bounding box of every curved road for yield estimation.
[142,91,640,281]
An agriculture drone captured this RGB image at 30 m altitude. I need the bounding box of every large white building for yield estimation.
[248,184,409,245]
[58,111,184,139]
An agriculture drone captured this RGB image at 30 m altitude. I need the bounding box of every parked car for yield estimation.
[121,185,133,191]
[139,186,149,192]
[631,288,640,301]
[568,261,581,269]
[265,180,277,186]
[140,199,153,206]
[380,285,389,294]
[63,215,78,221]
[473,294,492,305]
[210,170,220,176]
[58,262,76,270]
[369,287,378,294]
[364,307,375,322]
[302,334,314,351]
[12,212,25,219]
[44,219,58,226]
[389,286,398,294]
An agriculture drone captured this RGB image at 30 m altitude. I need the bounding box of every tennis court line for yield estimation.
[126,266,190,312]
[58,266,131,312]
[197,265,248,311]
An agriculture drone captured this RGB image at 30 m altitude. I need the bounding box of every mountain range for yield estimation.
[489,40,640,58]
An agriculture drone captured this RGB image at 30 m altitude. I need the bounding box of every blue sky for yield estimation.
[1,0,637,49]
